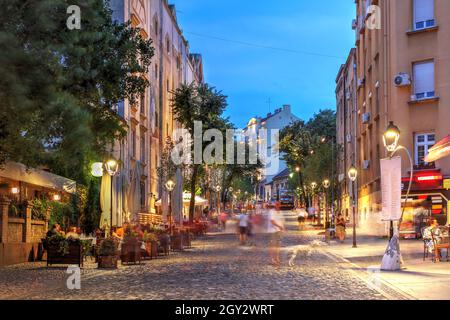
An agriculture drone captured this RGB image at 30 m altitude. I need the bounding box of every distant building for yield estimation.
[336,48,357,221]
[243,105,300,201]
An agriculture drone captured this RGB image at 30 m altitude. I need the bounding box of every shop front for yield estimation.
[400,169,450,239]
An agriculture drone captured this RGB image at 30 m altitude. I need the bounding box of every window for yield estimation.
[166,37,170,53]
[140,94,145,114]
[155,64,158,79]
[140,135,146,163]
[414,133,435,165]
[131,129,136,158]
[413,61,435,99]
[140,181,146,208]
[413,0,435,30]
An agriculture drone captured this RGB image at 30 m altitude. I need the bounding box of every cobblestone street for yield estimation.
[0,212,392,300]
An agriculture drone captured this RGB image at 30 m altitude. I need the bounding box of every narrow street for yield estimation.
[0,211,396,300]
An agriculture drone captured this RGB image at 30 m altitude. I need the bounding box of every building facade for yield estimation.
[336,48,357,221]
[344,0,450,235]
[242,105,300,201]
[110,0,204,225]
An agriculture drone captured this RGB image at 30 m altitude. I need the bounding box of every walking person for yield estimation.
[335,213,346,242]
[237,212,249,245]
[267,210,285,267]
[297,207,307,231]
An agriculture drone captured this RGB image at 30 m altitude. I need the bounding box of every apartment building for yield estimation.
[349,0,450,235]
[110,0,204,225]
[336,48,357,220]
[242,105,300,201]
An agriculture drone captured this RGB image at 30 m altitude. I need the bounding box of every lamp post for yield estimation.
[382,121,414,240]
[216,185,222,216]
[311,182,317,223]
[348,165,358,248]
[105,159,119,237]
[165,179,175,235]
[323,179,330,228]
[228,187,234,215]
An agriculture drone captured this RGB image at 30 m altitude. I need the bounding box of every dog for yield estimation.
[287,240,328,267]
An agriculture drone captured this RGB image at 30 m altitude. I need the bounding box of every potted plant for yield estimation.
[97,238,119,269]
[143,231,159,259]
[121,230,141,264]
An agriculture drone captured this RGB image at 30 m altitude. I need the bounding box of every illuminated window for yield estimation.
[414,133,435,165]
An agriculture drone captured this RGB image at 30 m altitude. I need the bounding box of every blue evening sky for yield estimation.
[175,0,355,128]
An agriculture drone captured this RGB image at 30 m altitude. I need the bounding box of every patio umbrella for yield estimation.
[425,134,450,162]
[173,168,183,224]
[127,162,142,223]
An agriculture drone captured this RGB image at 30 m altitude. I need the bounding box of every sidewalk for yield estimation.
[315,231,450,300]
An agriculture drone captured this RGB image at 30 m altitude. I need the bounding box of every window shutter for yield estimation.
[414,61,435,96]
[414,0,434,24]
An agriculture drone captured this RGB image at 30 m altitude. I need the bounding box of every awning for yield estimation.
[425,134,450,162]
[0,161,76,194]
[155,192,208,207]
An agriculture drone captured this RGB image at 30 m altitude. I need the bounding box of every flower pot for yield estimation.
[98,255,118,269]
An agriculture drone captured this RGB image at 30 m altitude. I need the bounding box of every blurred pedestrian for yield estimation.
[268,210,285,266]
[237,213,249,245]
[297,208,307,230]
[335,213,346,242]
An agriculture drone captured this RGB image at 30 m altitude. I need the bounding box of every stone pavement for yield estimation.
[312,229,450,300]
[0,211,404,300]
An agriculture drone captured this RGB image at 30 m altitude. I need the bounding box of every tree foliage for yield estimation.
[279,109,337,205]
[0,0,154,184]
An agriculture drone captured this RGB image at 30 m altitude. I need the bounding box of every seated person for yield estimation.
[65,227,80,240]
[423,219,442,253]
[46,223,64,238]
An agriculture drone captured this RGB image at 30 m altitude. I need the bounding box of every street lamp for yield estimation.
[229,187,236,215]
[165,179,176,235]
[348,165,358,248]
[323,179,330,228]
[216,185,222,216]
[382,122,413,240]
[105,159,119,236]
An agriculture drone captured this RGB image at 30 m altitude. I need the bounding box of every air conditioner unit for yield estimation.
[394,73,411,87]
[363,160,370,170]
[362,112,371,124]
[352,19,358,30]
[346,134,352,143]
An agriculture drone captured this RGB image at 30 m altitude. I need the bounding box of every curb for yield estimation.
[321,249,417,300]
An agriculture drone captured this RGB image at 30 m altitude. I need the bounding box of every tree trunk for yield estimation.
[189,165,198,223]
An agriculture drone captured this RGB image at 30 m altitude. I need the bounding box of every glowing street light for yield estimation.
[348,165,358,248]
[165,179,176,235]
[383,121,401,153]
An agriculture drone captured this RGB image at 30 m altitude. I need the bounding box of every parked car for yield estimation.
[278,194,295,210]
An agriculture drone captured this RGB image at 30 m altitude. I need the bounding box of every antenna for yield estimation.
[266,98,272,113]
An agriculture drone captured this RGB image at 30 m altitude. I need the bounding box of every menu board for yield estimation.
[380,156,402,221]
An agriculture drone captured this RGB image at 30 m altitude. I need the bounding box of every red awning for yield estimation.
[425,134,450,162]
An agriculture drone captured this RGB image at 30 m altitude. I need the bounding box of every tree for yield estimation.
[279,109,336,206]
[171,83,228,222]
[0,0,154,185]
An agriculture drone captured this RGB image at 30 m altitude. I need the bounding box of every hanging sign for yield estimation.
[380,156,402,221]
